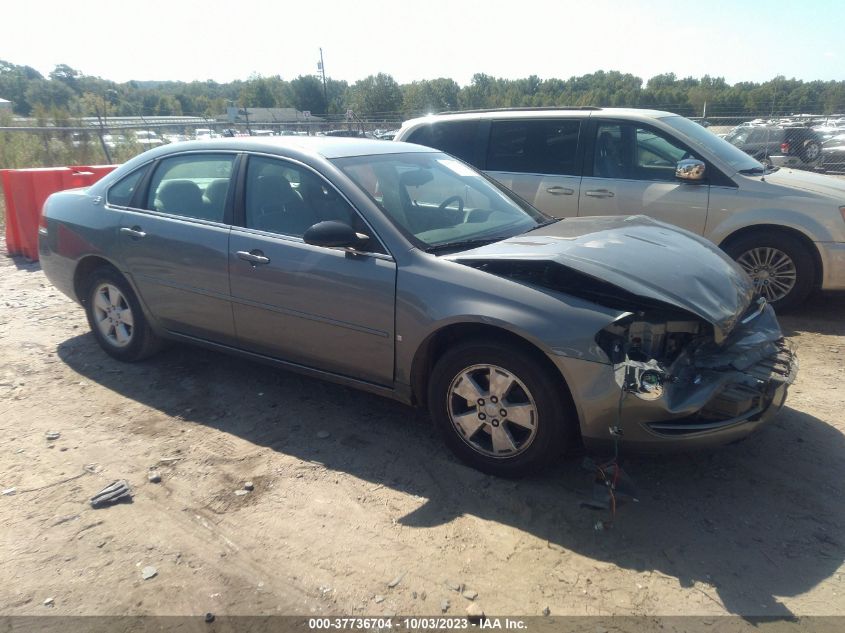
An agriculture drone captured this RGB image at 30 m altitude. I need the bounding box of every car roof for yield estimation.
[401,107,678,127]
[153,136,436,160]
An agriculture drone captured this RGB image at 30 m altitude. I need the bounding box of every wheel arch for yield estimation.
[72,255,123,304]
[718,224,823,288]
[409,322,581,439]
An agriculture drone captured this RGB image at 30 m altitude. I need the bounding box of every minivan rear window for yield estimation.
[405,120,480,166]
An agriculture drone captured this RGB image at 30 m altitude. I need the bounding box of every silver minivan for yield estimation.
[396,108,845,309]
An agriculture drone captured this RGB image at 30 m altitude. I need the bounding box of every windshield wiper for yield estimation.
[425,237,503,254]
[739,165,780,175]
[525,218,561,232]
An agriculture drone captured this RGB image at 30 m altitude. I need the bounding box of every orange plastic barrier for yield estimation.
[1,165,117,261]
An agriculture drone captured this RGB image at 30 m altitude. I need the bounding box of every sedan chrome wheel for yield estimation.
[736,247,797,302]
[92,283,134,348]
[447,364,538,458]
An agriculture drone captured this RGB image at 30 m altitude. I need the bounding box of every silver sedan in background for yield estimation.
[38,138,796,476]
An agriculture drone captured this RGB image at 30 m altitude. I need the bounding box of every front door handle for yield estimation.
[237,250,270,265]
[546,186,574,195]
[584,189,615,198]
[119,226,146,238]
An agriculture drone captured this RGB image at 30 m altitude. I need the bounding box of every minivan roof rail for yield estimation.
[435,106,603,115]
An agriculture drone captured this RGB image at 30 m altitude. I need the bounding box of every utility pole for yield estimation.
[318,48,328,114]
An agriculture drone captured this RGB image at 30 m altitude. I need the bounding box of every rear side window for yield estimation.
[405,120,479,165]
[106,168,145,207]
[486,119,581,175]
[146,154,235,222]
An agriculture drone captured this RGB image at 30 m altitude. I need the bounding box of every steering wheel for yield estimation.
[438,195,464,214]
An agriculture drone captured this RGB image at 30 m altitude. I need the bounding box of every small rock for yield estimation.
[542,606,551,616]
[244,481,255,491]
[446,581,461,592]
[465,603,484,620]
[440,599,450,613]
[420,591,427,600]
[141,566,157,580]
[387,572,405,588]
[234,490,249,496]
[204,613,215,623]
[45,432,61,441]
[2,488,15,496]
[462,589,478,601]
[316,431,331,439]
[148,471,162,484]
[411,591,418,599]
[43,597,55,607]
[374,594,385,604]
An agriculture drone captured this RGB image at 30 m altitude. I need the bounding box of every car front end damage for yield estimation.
[448,215,798,452]
[571,298,797,451]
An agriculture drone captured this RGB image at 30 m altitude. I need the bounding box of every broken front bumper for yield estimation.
[556,303,798,452]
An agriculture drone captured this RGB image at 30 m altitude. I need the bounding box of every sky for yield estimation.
[1,0,842,86]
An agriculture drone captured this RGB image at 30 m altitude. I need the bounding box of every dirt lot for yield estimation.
[1,236,844,621]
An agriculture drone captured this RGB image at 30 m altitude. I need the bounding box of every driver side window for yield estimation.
[594,123,694,182]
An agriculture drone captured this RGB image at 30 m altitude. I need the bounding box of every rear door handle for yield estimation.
[119,226,146,238]
[546,186,574,195]
[584,189,615,198]
[236,250,270,265]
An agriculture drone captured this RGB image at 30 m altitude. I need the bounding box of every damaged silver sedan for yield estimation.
[38,138,797,477]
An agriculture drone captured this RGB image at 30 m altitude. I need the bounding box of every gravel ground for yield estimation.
[1,234,844,619]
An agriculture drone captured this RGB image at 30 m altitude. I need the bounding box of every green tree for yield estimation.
[402,78,459,115]
[350,73,402,116]
[289,75,326,113]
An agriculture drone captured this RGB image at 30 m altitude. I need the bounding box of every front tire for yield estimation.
[723,231,815,311]
[428,340,575,477]
[84,267,162,361]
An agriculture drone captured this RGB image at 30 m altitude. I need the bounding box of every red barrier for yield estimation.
[1,164,117,261]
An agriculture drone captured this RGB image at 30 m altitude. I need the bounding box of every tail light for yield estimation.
[38,208,48,235]
[780,142,791,154]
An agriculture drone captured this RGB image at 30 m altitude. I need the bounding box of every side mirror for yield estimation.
[676,158,706,182]
[303,220,370,250]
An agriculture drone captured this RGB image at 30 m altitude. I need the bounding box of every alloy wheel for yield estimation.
[92,283,135,348]
[736,247,797,302]
[447,364,538,458]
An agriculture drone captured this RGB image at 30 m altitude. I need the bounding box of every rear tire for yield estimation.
[428,340,575,477]
[723,231,815,311]
[800,141,821,163]
[84,267,162,361]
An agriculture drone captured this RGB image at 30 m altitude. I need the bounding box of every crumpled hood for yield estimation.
[446,215,755,342]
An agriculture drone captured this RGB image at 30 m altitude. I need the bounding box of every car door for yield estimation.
[577,121,709,234]
[117,152,238,344]
[228,154,396,386]
[483,118,583,218]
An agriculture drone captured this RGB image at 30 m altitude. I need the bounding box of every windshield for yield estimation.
[334,152,549,250]
[661,115,763,173]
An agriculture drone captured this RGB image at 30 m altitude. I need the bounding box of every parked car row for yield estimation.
[395,107,845,310]
[822,133,845,172]
[723,124,823,170]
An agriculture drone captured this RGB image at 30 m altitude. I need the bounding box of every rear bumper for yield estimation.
[769,154,821,169]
